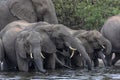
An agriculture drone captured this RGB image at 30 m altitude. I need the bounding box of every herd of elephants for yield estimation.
[0,0,120,74]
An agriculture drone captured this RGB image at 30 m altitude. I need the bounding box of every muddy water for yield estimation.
[0,66,120,80]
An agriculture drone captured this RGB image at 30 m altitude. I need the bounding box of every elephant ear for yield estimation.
[16,54,28,72]
[79,31,94,41]
[16,31,29,59]
[15,31,29,71]
[9,0,37,22]
[41,32,56,53]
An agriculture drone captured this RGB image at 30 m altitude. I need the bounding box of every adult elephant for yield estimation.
[74,30,112,67]
[0,20,70,72]
[1,20,92,70]
[58,29,112,68]
[29,23,92,70]
[0,0,58,30]
[101,15,120,66]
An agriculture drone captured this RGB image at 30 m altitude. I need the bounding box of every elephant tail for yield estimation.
[55,54,72,69]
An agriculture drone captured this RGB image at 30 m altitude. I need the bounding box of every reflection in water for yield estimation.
[0,66,120,80]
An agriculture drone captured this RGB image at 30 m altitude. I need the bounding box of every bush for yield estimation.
[53,0,120,30]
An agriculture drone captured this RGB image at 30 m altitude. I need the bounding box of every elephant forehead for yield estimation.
[90,30,102,38]
[28,31,41,42]
[13,27,22,32]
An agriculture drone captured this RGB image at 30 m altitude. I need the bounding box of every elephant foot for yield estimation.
[88,67,92,71]
[112,59,118,66]
[105,66,111,70]
[40,69,46,73]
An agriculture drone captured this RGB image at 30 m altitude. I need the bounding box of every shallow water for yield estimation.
[0,66,120,80]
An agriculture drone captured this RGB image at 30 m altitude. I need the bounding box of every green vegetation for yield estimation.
[53,0,120,30]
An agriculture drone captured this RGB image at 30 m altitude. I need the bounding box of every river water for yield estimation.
[0,65,120,80]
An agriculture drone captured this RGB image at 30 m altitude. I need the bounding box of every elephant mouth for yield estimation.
[94,45,106,53]
[29,45,45,59]
[30,51,45,59]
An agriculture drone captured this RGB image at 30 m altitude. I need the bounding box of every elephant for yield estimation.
[0,0,58,30]
[1,20,92,70]
[75,30,112,67]
[101,15,120,66]
[29,23,92,70]
[65,28,112,67]
[0,20,32,71]
[0,20,71,72]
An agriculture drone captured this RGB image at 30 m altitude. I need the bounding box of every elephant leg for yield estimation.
[46,54,56,70]
[56,56,65,69]
[112,53,120,65]
[71,53,82,68]
[105,53,113,66]
[93,58,99,67]
[74,54,82,67]
[4,57,18,71]
[0,59,7,71]
[98,51,107,67]
[65,58,71,67]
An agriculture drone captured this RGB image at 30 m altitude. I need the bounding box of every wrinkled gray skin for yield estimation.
[74,30,111,67]
[0,20,32,71]
[101,15,120,66]
[0,0,58,30]
[0,20,71,72]
[15,30,48,72]
[0,20,50,72]
[64,28,111,67]
[30,23,92,70]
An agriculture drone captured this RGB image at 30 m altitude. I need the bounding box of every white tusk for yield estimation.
[80,53,81,56]
[70,50,75,58]
[40,52,45,59]
[69,46,77,51]
[69,46,77,58]
[30,53,33,59]
[102,45,105,49]
[0,61,3,71]
[30,46,33,59]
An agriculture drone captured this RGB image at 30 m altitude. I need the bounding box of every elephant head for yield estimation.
[76,30,112,56]
[16,30,46,73]
[49,24,92,70]
[9,0,58,23]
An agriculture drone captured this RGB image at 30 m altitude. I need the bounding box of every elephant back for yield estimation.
[0,20,30,37]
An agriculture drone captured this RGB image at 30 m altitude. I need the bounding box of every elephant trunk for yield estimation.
[33,48,46,73]
[65,37,92,70]
[98,50,107,67]
[99,37,112,55]
[76,43,92,70]
[104,39,112,55]
[55,53,72,69]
